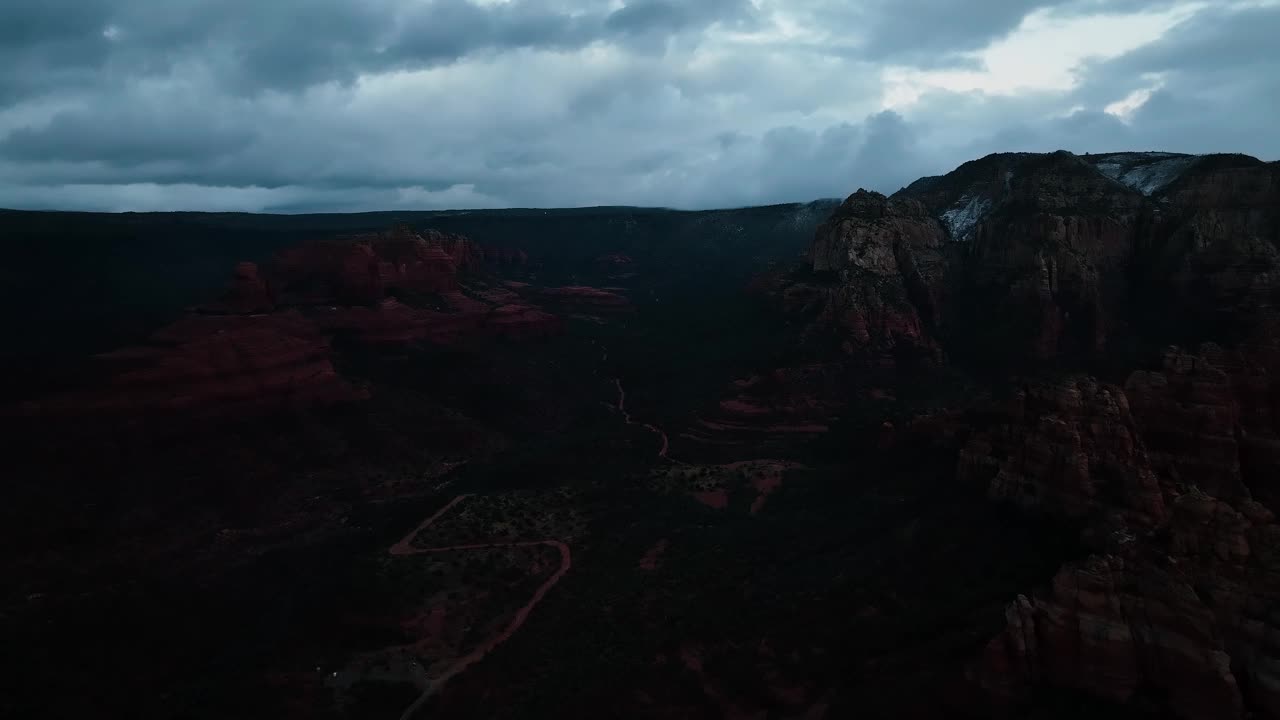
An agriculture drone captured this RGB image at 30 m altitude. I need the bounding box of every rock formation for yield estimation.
[805,190,945,367]
[14,224,583,425]
[791,152,1280,367]
[1125,348,1250,502]
[934,343,1280,719]
[20,311,363,422]
[784,152,1280,718]
[273,225,479,304]
[958,376,1168,531]
[971,485,1280,720]
[197,261,275,314]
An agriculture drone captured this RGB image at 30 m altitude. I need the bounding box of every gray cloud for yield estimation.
[801,0,1050,64]
[783,0,1180,66]
[0,104,257,166]
[0,0,754,101]
[605,0,755,35]
[0,0,1276,211]
[1104,3,1280,73]
[1001,2,1278,158]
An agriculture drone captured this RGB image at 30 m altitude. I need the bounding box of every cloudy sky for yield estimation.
[1,0,1276,212]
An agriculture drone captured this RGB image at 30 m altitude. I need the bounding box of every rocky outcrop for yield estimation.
[1122,343,1280,511]
[262,227,575,347]
[275,240,379,305]
[953,356,1280,718]
[13,225,579,425]
[197,262,275,315]
[803,190,945,367]
[959,377,1167,531]
[485,304,563,340]
[887,152,1151,360]
[974,549,1242,720]
[1125,348,1249,502]
[274,226,479,304]
[20,311,363,422]
[1145,156,1280,345]
[972,490,1280,720]
[762,155,1280,720]
[794,152,1280,367]
[432,229,485,271]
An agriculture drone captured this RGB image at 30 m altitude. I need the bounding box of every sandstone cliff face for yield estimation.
[972,488,1280,720]
[1125,349,1249,502]
[266,226,571,347]
[1124,342,1280,510]
[958,376,1167,531]
[796,152,1280,367]
[914,151,1153,363]
[273,225,479,304]
[1147,157,1280,345]
[954,349,1280,719]
[796,151,1280,717]
[804,190,945,367]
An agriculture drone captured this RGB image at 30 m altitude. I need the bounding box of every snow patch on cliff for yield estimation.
[1094,153,1197,195]
[941,195,992,241]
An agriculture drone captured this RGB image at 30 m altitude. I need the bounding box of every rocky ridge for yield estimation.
[14,225,624,426]
[783,150,1280,718]
[794,151,1279,365]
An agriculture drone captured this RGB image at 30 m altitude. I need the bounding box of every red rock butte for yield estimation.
[14,225,595,426]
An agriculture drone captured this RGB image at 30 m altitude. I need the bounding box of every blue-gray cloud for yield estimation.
[0,0,1276,211]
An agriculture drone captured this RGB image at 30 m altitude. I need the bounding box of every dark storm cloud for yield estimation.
[789,0,1158,65]
[0,0,114,102]
[383,0,608,71]
[604,0,755,35]
[782,0,1201,71]
[1101,3,1280,76]
[824,0,1050,62]
[0,0,755,101]
[0,106,257,166]
[656,111,931,208]
[878,0,1280,175]
[0,0,1276,211]
[1058,2,1278,156]
[1,0,383,98]
[0,0,112,48]
[959,107,1137,157]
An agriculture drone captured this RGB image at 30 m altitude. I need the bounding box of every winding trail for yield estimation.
[613,378,671,459]
[388,494,572,720]
[384,341,686,717]
[386,346,677,717]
